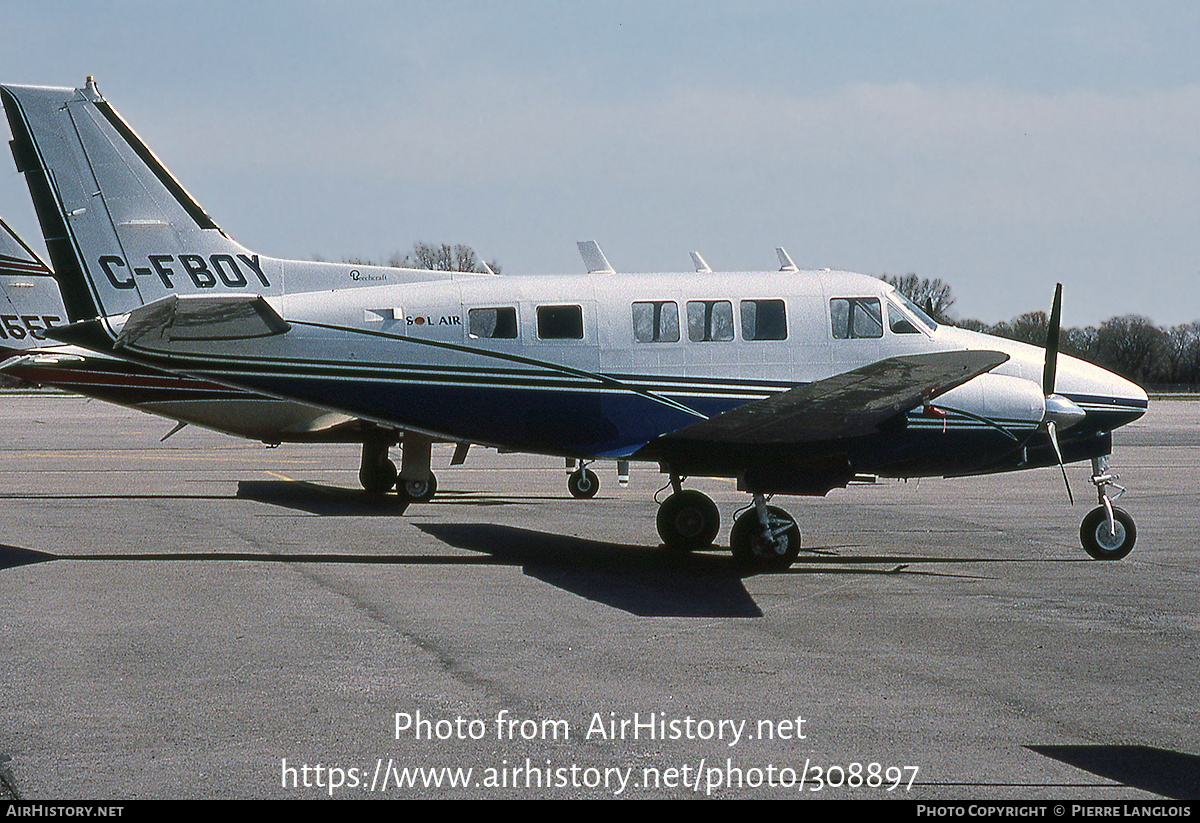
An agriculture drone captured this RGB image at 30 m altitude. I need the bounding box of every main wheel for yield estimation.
[730,506,800,572]
[397,472,437,503]
[567,468,599,499]
[656,490,720,552]
[359,456,398,494]
[1080,506,1136,560]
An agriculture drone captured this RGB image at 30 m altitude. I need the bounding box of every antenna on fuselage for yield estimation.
[776,247,798,272]
[689,251,711,273]
[577,241,615,274]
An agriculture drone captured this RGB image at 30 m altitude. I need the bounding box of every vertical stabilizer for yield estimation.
[1,79,279,327]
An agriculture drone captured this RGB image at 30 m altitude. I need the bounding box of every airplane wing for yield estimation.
[659,350,1009,445]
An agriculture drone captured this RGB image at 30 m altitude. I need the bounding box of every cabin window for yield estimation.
[686,300,734,342]
[537,305,584,339]
[830,297,883,339]
[632,301,679,343]
[887,302,920,335]
[740,299,787,340]
[468,307,518,339]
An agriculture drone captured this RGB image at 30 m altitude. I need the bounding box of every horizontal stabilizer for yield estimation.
[115,295,290,351]
[662,350,1009,445]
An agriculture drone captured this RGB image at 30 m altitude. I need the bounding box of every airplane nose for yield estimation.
[1044,393,1086,431]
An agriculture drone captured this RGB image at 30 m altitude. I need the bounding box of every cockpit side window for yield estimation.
[887,302,920,334]
[830,297,883,339]
[889,290,938,332]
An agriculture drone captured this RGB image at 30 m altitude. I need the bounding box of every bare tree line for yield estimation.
[328,241,501,275]
[883,274,1200,390]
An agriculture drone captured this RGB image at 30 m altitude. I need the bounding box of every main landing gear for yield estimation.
[655,478,801,572]
[357,431,438,503]
[729,496,801,572]
[1080,455,1136,560]
[358,432,399,494]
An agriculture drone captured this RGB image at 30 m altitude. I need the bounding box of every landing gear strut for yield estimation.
[396,431,438,503]
[1080,455,1136,560]
[730,494,801,572]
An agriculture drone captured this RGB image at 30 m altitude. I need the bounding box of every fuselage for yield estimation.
[111,261,1145,489]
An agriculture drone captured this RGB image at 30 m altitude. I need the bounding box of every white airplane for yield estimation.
[0,78,1149,570]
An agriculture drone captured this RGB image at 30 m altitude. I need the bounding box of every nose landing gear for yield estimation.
[1080,455,1136,560]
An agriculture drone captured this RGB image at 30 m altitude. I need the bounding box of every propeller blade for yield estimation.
[1043,283,1062,396]
[1047,420,1074,505]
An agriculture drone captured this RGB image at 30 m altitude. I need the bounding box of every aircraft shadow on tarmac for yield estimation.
[1028,745,1200,800]
[235,480,413,515]
[0,533,761,618]
[412,523,1038,616]
[418,522,763,617]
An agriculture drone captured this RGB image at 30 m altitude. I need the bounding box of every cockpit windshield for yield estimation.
[889,290,938,333]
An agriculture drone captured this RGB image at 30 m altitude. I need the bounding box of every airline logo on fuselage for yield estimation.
[97,254,270,290]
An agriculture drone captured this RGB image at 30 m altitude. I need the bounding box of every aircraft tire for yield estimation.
[730,506,800,573]
[1080,506,1136,560]
[656,490,720,552]
[359,456,398,494]
[397,472,438,503]
[568,468,599,499]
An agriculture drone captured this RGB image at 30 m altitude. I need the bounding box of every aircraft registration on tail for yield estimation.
[0,78,1149,570]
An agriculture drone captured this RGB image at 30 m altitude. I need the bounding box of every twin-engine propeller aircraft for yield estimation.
[1,78,1148,570]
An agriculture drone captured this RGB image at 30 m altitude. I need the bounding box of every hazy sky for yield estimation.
[2,1,1198,327]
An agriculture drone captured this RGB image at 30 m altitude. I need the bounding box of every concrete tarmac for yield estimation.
[0,393,1197,799]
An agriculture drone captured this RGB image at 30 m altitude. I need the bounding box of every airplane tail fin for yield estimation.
[0,216,67,352]
[1,78,277,327]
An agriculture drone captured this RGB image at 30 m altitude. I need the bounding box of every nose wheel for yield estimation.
[1081,455,1136,560]
[1081,505,1135,560]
